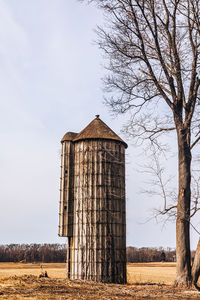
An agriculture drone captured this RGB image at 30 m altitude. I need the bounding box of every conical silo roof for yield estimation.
[61,132,78,142]
[73,115,128,148]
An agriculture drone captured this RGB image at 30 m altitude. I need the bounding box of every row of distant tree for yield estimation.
[0,244,67,263]
[126,246,177,263]
[0,244,181,263]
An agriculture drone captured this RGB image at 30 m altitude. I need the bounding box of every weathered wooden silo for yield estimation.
[59,115,127,283]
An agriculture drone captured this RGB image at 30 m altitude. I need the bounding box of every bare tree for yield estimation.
[140,150,178,221]
[81,0,200,287]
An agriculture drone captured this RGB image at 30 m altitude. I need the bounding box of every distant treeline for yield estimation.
[0,244,187,263]
[126,246,176,262]
[0,244,67,263]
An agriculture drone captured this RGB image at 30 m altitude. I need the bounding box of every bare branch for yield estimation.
[191,135,200,149]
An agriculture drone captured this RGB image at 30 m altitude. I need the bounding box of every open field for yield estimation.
[0,262,66,280]
[128,262,176,285]
[0,262,199,299]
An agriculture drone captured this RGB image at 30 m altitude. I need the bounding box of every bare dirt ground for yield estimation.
[0,262,199,299]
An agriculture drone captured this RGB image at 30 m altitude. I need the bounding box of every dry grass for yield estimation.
[0,262,176,284]
[0,262,199,299]
[0,263,66,279]
[128,262,176,285]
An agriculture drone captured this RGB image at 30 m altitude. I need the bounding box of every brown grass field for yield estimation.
[0,262,199,299]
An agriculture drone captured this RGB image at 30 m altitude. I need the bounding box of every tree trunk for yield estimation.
[175,127,192,286]
[192,238,200,289]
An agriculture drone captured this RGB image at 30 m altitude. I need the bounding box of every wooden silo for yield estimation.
[59,116,127,283]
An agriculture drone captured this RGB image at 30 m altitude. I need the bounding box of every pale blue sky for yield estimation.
[0,0,198,249]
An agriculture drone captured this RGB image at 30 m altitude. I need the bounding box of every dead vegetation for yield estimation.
[0,275,199,300]
[0,263,199,299]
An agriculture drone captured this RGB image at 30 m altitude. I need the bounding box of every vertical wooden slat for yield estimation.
[64,138,126,283]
